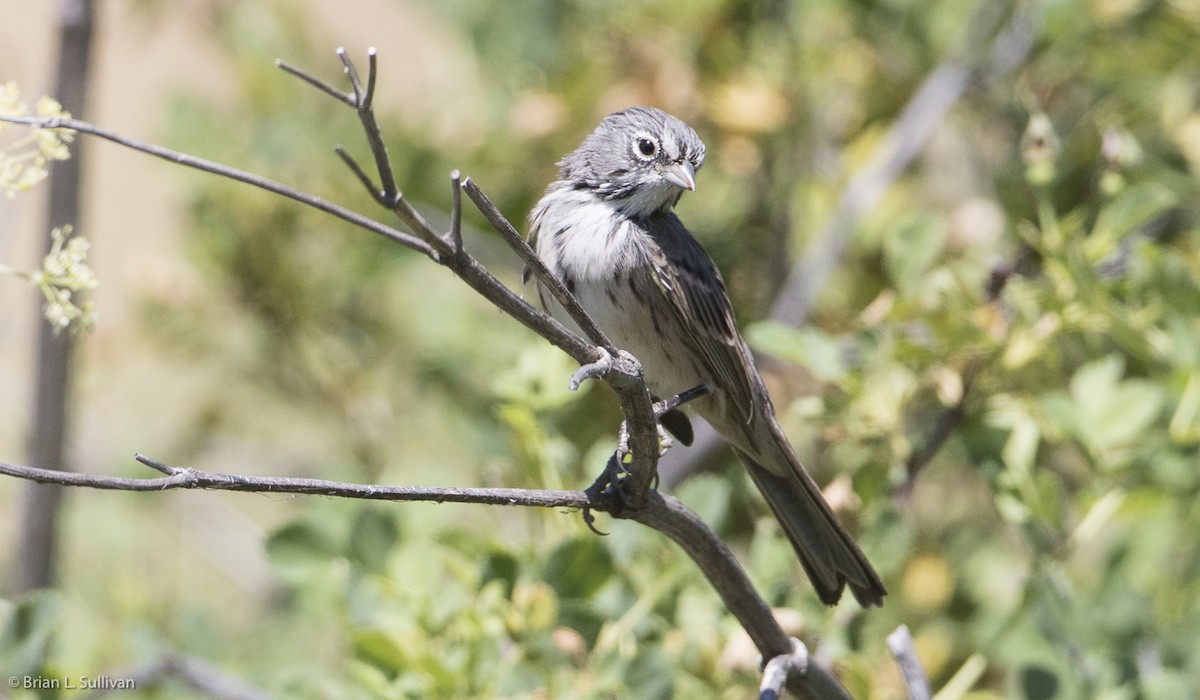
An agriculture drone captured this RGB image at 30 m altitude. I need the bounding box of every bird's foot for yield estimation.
[617,418,673,459]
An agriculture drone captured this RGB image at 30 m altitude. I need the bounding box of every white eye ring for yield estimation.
[635,137,658,159]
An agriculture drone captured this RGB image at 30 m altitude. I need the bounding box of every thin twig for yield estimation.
[0,457,589,507]
[335,145,382,200]
[760,640,822,700]
[888,624,932,700]
[899,365,977,501]
[337,47,363,104]
[449,169,463,254]
[630,497,850,699]
[330,48,401,208]
[0,114,437,260]
[654,384,709,417]
[362,48,378,111]
[275,58,353,106]
[460,177,617,355]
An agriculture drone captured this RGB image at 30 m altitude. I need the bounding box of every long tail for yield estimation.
[733,421,886,607]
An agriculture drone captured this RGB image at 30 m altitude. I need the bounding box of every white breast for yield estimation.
[530,188,706,399]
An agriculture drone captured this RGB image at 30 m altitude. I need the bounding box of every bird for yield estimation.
[526,106,886,607]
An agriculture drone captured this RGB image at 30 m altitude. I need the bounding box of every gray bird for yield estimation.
[528,106,886,607]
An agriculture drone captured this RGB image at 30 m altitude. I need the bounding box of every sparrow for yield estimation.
[527,106,885,607]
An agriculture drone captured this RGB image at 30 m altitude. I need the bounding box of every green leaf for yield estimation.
[348,508,400,574]
[264,520,342,579]
[1086,182,1177,262]
[1020,665,1060,700]
[491,344,579,411]
[543,537,615,601]
[352,628,406,675]
[673,473,732,533]
[0,591,63,679]
[1066,355,1165,462]
[883,214,945,292]
[744,321,846,380]
[622,645,675,700]
[480,550,520,598]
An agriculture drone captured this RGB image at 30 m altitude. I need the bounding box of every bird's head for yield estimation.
[557,106,706,216]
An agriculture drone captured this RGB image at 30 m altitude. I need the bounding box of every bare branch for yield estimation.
[335,144,383,202]
[80,652,270,700]
[630,497,851,699]
[449,169,463,254]
[888,624,932,700]
[275,58,354,106]
[0,457,589,508]
[362,48,379,111]
[326,48,402,212]
[0,113,438,260]
[336,47,364,105]
[0,455,854,697]
[759,639,845,700]
[460,177,617,355]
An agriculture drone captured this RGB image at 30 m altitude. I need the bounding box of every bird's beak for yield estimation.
[660,160,696,192]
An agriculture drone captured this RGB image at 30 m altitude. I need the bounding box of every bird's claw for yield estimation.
[582,452,628,527]
[569,348,613,391]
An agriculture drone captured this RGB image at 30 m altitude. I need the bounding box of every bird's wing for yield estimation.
[642,213,759,438]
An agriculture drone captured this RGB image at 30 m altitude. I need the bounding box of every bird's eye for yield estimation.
[636,138,657,158]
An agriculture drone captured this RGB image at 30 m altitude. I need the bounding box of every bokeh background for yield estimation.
[3,0,1199,697]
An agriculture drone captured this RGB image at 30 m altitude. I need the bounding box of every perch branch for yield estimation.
[0,456,852,697]
[888,624,932,700]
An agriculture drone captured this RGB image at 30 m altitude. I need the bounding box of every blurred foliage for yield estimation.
[5,0,1200,697]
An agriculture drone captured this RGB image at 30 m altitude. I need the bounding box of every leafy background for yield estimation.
[2,0,1199,697]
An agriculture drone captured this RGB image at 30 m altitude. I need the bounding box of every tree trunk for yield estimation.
[17,0,96,593]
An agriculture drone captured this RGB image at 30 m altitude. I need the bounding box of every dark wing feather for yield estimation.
[641,212,758,436]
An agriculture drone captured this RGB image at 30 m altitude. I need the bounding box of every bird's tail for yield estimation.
[734,421,886,607]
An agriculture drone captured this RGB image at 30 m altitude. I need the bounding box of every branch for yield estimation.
[897,364,979,501]
[1,456,853,696]
[0,457,587,508]
[79,651,271,700]
[759,639,851,700]
[460,177,617,354]
[888,624,932,700]
[0,114,438,259]
[277,51,659,505]
[629,495,851,700]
